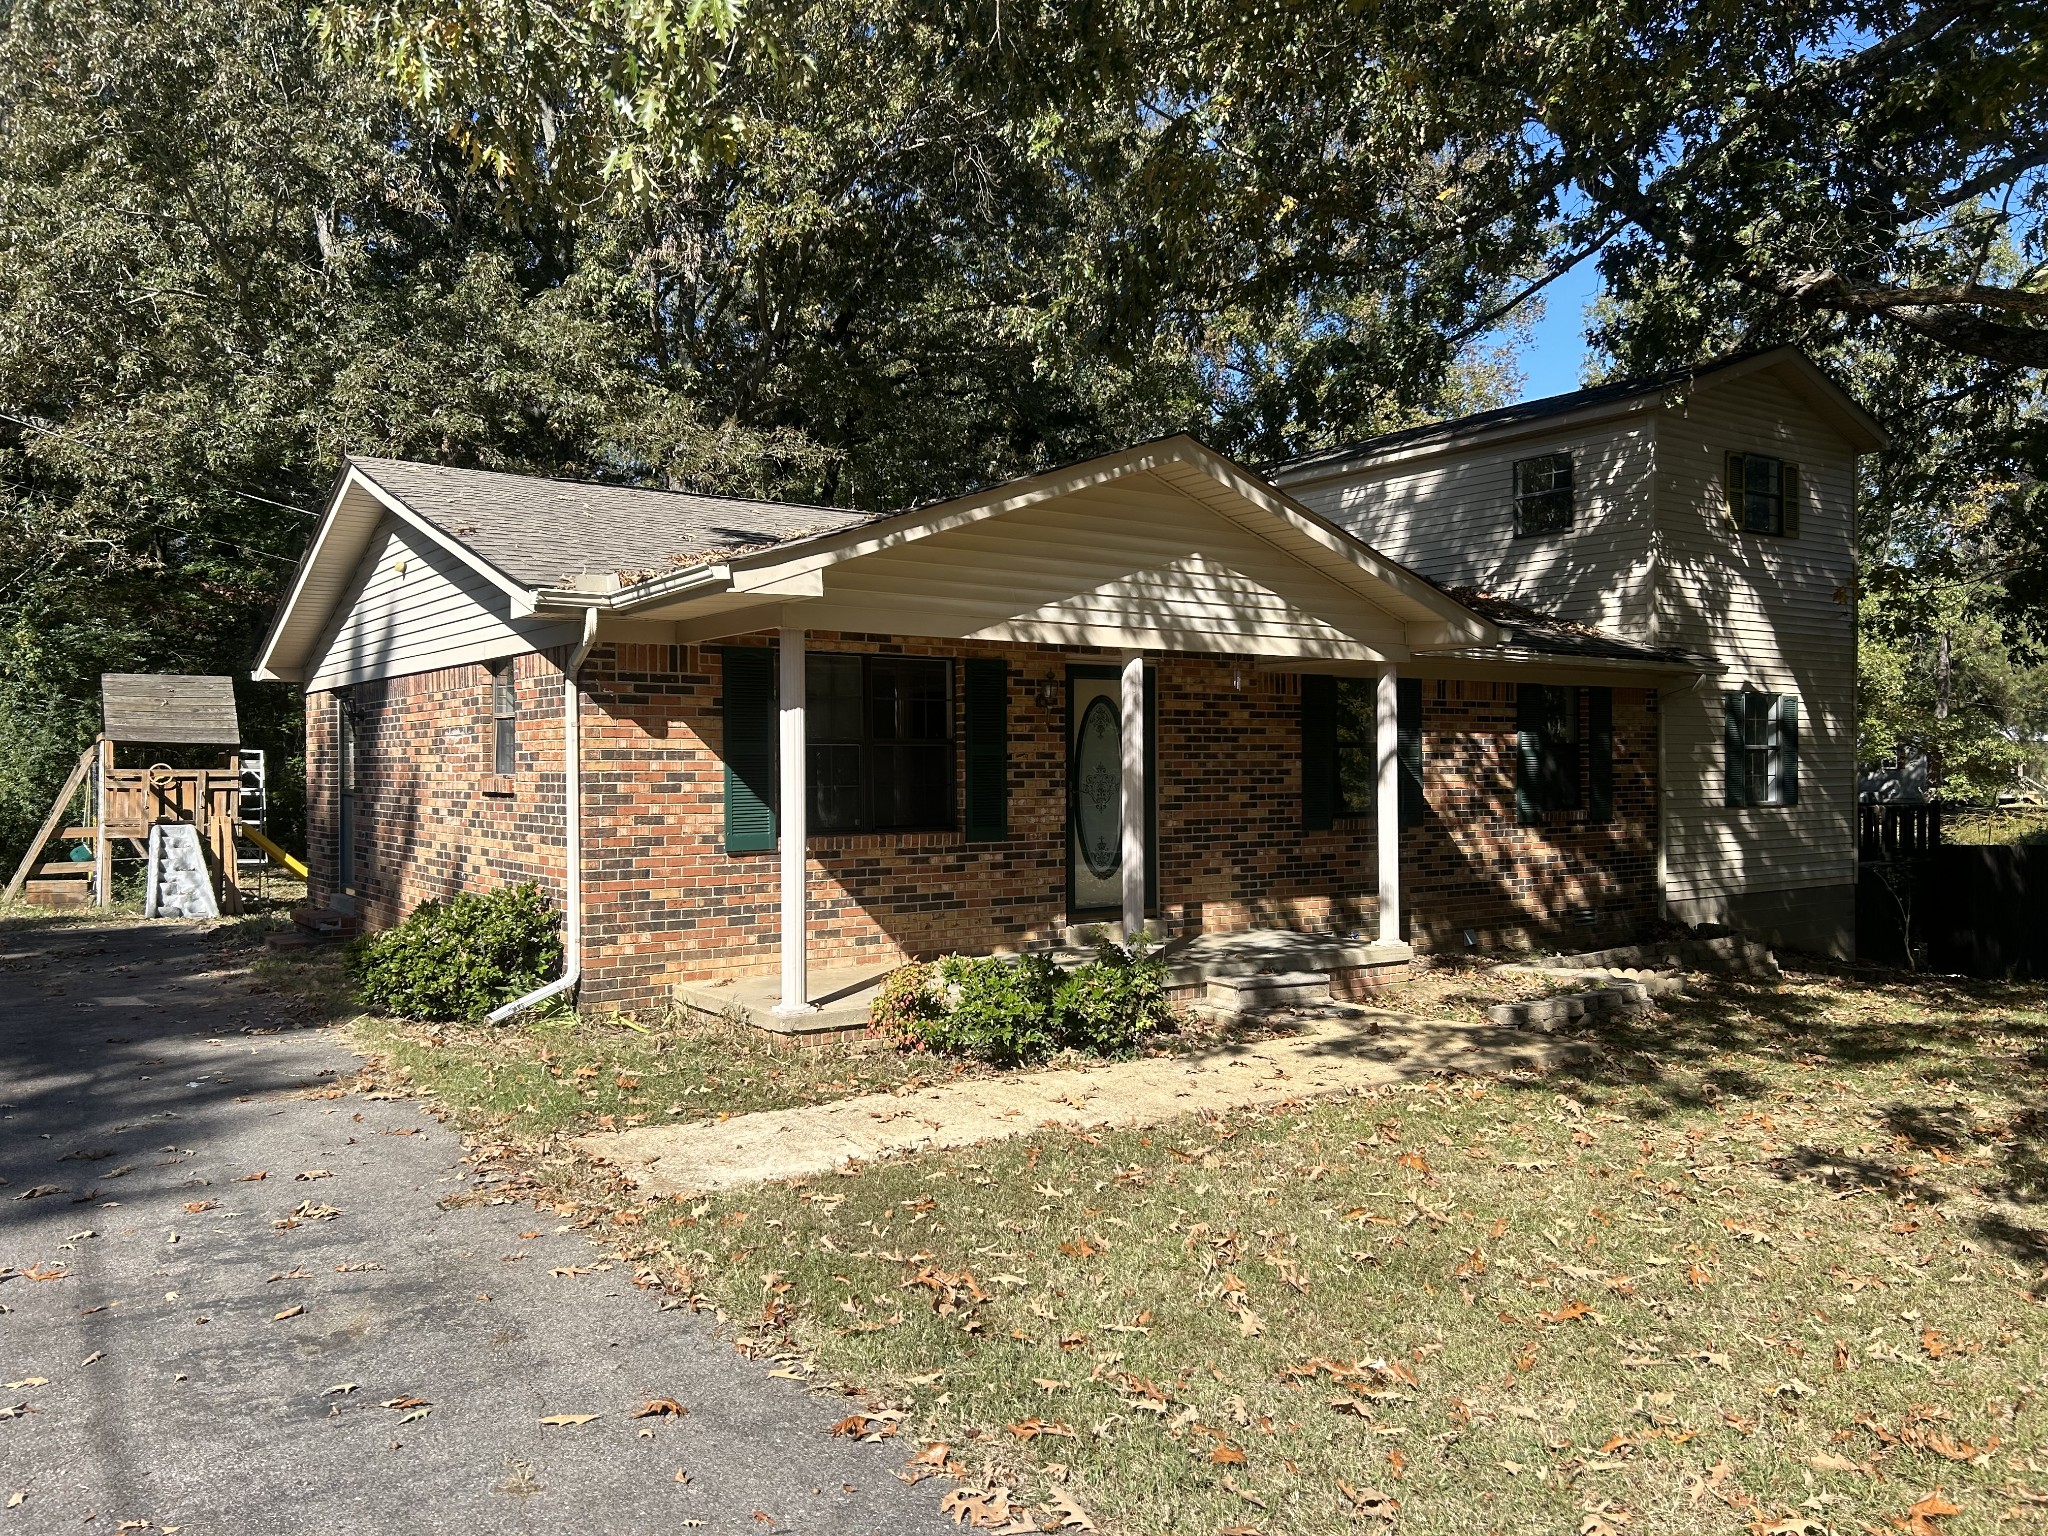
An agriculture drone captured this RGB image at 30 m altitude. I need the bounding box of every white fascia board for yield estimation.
[1272,394,1669,488]
[1172,442,1508,646]
[252,466,378,682]
[346,468,536,608]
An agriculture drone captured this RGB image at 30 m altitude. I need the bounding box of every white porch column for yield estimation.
[1376,662,1401,947]
[1120,649,1146,942]
[774,626,815,1015]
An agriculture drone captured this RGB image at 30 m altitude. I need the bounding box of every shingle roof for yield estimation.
[1430,585,1713,669]
[1267,350,1775,481]
[348,456,875,589]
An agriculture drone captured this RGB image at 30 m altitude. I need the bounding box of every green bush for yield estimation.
[1053,938,1173,1055]
[873,939,1171,1066]
[348,882,561,1022]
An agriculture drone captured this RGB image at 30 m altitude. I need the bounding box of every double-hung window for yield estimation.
[1513,451,1575,537]
[1724,690,1799,807]
[1299,676,1423,829]
[489,662,518,776]
[1725,453,1801,537]
[1516,684,1615,825]
[806,654,953,833]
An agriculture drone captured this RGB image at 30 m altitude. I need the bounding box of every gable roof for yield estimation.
[1267,345,1888,483]
[256,437,1516,683]
[342,456,872,589]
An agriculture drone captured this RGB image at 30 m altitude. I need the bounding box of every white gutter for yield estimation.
[489,606,601,1024]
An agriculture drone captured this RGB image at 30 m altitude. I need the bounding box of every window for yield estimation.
[490,662,518,776]
[1724,453,1801,537]
[1300,676,1422,829]
[806,654,953,832]
[1724,690,1799,807]
[1513,451,1575,537]
[1516,685,1615,825]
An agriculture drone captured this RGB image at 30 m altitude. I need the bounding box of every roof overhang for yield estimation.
[252,463,538,683]
[534,436,1509,660]
[1271,345,1889,487]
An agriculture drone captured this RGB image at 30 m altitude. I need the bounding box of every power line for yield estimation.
[0,410,321,518]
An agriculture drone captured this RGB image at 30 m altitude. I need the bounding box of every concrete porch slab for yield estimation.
[672,930,1415,1042]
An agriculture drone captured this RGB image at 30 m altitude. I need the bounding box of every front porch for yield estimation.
[674,927,1415,1043]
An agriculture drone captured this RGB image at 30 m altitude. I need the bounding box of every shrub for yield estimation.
[872,939,1171,1066]
[869,960,947,1049]
[348,882,561,1022]
[1054,938,1172,1056]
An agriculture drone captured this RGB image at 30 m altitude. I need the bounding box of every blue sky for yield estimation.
[1509,256,1604,402]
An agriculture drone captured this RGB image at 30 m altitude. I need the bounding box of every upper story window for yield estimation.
[1724,690,1799,807]
[806,653,953,833]
[1725,453,1801,537]
[490,662,518,776]
[1512,451,1575,537]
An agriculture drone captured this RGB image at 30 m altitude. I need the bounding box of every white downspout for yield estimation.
[490,607,600,1024]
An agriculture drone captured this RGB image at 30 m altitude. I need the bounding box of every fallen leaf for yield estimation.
[239,1171,267,1182]
[1901,1491,1961,1536]
[633,1399,687,1419]
[19,1265,65,1282]
[295,1170,333,1181]
[1211,1442,1248,1465]
[1045,1487,1097,1531]
[182,1200,216,1214]
[539,1413,600,1426]
[13,1185,62,1200]
[4,1491,21,1508]
[272,1305,303,1321]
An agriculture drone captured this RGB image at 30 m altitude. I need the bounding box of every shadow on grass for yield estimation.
[1520,959,2048,1268]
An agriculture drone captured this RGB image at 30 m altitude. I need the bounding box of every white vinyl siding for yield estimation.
[1288,419,1658,635]
[308,521,581,691]
[800,473,1410,658]
[1653,372,1858,904]
[1280,362,1861,917]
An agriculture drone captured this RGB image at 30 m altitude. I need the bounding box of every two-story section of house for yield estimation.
[1268,346,1888,956]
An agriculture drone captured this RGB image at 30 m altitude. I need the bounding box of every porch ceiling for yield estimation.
[587,438,1503,663]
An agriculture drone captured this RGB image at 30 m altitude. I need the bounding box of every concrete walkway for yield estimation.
[578,1010,1571,1198]
[0,919,955,1536]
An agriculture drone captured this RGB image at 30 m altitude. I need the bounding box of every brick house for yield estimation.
[254,348,1882,1023]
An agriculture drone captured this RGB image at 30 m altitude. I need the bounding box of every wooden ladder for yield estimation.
[2,742,100,908]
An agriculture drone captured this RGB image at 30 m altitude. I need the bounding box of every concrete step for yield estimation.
[1205,971,1332,1011]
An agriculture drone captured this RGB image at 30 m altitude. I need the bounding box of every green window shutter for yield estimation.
[1781,462,1801,538]
[1724,452,1745,530]
[1776,694,1799,805]
[1301,674,1336,831]
[1396,677,1424,827]
[1723,691,1747,807]
[1586,687,1614,823]
[721,646,777,853]
[1515,684,1543,826]
[963,658,1008,841]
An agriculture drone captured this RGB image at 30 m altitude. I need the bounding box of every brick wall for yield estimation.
[304,649,567,925]
[306,634,1659,1016]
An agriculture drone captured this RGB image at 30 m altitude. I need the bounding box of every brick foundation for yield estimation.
[306,637,1658,1014]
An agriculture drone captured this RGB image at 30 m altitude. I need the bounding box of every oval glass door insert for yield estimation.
[1074,695,1122,878]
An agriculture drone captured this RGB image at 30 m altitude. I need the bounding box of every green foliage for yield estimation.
[347,883,561,1022]
[1049,939,1174,1058]
[876,941,1171,1066]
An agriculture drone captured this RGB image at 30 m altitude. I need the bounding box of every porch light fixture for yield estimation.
[1034,678,1061,711]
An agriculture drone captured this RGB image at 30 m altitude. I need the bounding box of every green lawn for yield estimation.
[596,965,2048,1536]
[244,930,2048,1534]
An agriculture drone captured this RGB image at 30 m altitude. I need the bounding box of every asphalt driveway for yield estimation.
[0,918,955,1535]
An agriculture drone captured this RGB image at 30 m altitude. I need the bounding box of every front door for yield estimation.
[1066,667,1155,917]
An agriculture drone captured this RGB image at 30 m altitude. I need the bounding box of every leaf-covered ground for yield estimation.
[585,965,2048,1536]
